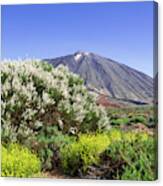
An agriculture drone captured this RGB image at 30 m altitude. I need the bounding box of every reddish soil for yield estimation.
[120,123,155,136]
[96,95,121,108]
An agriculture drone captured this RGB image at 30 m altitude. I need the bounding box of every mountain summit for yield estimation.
[44,51,153,104]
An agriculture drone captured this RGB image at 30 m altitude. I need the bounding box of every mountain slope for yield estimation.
[43,51,153,103]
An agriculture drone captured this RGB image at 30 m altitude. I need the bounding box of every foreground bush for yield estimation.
[104,131,156,180]
[1,60,110,170]
[1,143,41,177]
[1,61,110,143]
[60,133,110,175]
[36,126,76,170]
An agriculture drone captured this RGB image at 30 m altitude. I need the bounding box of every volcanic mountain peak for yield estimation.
[43,51,153,104]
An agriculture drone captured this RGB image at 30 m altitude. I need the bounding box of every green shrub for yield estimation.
[35,126,76,170]
[130,115,146,124]
[110,118,130,126]
[1,143,41,177]
[60,133,110,175]
[104,131,157,180]
[146,116,156,128]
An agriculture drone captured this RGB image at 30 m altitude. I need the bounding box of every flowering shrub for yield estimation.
[1,60,110,170]
[60,133,110,175]
[1,143,41,177]
[1,60,110,142]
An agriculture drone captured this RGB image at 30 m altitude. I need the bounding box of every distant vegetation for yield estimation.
[107,106,156,128]
[1,60,157,180]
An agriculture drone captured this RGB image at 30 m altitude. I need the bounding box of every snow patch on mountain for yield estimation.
[74,53,82,61]
[74,51,90,61]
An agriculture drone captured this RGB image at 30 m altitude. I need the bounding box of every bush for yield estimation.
[130,115,146,124]
[1,61,110,146]
[103,131,157,180]
[1,143,41,177]
[1,61,110,170]
[146,116,156,128]
[110,118,130,126]
[60,133,110,175]
[36,126,76,170]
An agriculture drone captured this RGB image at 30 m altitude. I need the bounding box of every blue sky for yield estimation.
[2,2,156,76]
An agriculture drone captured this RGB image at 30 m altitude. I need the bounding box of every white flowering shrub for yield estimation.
[1,60,110,170]
[1,60,110,146]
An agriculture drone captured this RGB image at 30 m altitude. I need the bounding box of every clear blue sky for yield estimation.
[2,2,156,76]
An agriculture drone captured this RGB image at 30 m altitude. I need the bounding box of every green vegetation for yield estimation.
[36,126,76,170]
[1,143,41,177]
[110,118,130,126]
[59,130,157,180]
[107,106,156,128]
[130,115,146,123]
[104,130,156,180]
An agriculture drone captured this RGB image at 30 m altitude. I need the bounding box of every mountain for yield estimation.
[43,51,153,104]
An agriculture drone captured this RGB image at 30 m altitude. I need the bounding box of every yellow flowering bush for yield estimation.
[1,143,41,177]
[107,128,122,142]
[60,133,110,175]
